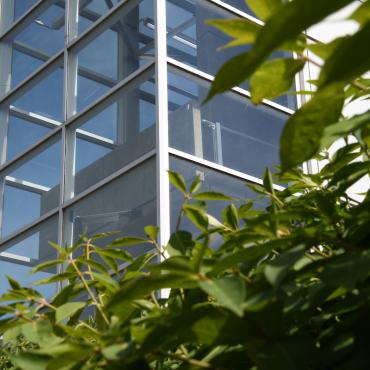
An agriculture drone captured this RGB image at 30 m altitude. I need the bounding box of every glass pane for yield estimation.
[0,1,65,94]
[1,137,61,238]
[75,0,154,113]
[64,158,156,257]
[78,0,124,35]
[166,0,296,109]
[12,65,64,121]
[169,156,267,237]
[0,216,58,296]
[168,69,288,179]
[14,0,38,21]
[0,65,64,165]
[69,70,156,198]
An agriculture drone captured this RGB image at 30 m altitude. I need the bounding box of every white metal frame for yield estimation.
[0,0,300,286]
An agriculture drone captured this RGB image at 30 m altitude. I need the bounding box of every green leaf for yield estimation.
[319,22,370,88]
[361,123,370,147]
[94,247,133,262]
[11,353,49,370]
[168,170,187,193]
[207,0,353,101]
[102,343,130,361]
[199,277,246,317]
[108,274,197,311]
[6,275,21,290]
[144,225,159,241]
[250,58,305,104]
[321,112,370,148]
[91,272,119,292]
[183,205,209,231]
[55,302,86,323]
[264,244,306,288]
[306,37,347,60]
[48,242,67,257]
[193,191,233,201]
[263,168,275,194]
[110,236,148,247]
[167,231,194,256]
[31,259,65,273]
[189,175,202,194]
[222,204,239,230]
[246,0,283,20]
[350,1,370,26]
[33,272,75,285]
[280,84,345,170]
[207,19,260,48]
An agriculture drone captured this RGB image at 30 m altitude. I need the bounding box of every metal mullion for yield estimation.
[64,62,154,130]
[167,58,295,115]
[0,62,154,176]
[0,0,51,40]
[169,148,285,191]
[66,0,140,53]
[9,106,62,128]
[206,0,262,25]
[0,51,64,107]
[0,128,62,175]
[0,207,59,247]
[155,0,170,256]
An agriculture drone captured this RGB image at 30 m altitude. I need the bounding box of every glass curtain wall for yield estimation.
[0,0,297,295]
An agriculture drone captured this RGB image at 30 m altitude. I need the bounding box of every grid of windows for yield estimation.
[0,0,296,294]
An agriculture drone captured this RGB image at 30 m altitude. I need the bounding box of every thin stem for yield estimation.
[155,350,212,369]
[69,259,110,326]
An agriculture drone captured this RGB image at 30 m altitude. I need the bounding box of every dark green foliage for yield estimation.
[1,0,370,369]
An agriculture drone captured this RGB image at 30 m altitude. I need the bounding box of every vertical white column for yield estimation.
[155,0,170,256]
[0,1,14,97]
[0,0,14,34]
[59,0,79,251]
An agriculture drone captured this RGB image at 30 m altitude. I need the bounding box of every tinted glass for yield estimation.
[1,137,61,238]
[74,0,154,114]
[64,158,156,257]
[168,69,288,179]
[0,2,65,94]
[68,71,156,198]
[0,216,58,296]
[166,0,296,109]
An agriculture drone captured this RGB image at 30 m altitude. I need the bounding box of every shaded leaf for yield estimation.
[55,302,86,323]
[251,58,305,104]
[319,22,370,88]
[280,84,345,170]
[199,277,246,317]
[168,170,187,193]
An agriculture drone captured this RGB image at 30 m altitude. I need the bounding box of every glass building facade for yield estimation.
[0,0,296,294]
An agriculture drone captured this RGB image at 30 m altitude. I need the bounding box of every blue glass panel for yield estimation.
[0,217,58,297]
[14,0,38,21]
[166,0,296,109]
[168,70,288,179]
[71,72,156,197]
[13,67,64,121]
[11,50,44,87]
[8,2,65,90]
[78,0,123,35]
[64,159,156,259]
[76,0,154,114]
[1,139,61,238]
[6,115,52,160]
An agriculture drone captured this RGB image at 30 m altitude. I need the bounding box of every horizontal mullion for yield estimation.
[0,207,59,248]
[167,58,294,115]
[169,147,285,191]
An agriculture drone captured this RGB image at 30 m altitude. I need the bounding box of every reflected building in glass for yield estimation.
[0,0,297,294]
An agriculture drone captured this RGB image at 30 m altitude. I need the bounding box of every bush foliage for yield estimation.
[1,0,370,369]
